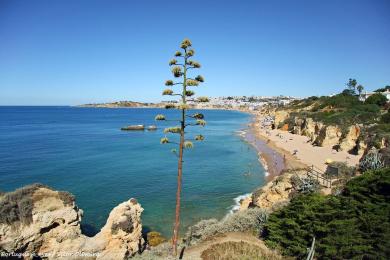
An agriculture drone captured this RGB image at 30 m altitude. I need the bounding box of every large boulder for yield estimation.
[292,118,305,135]
[301,118,323,143]
[339,125,361,152]
[0,184,144,259]
[315,125,342,147]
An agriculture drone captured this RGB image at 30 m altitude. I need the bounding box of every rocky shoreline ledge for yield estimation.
[0,184,143,259]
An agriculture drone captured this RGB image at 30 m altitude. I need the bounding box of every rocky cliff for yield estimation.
[0,184,143,259]
[240,169,312,211]
[274,110,364,154]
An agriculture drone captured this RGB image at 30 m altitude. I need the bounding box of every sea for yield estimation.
[0,106,266,236]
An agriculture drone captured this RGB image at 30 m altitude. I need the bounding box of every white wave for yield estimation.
[235,130,247,137]
[227,193,252,215]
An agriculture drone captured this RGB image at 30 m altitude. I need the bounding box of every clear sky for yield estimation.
[0,0,389,105]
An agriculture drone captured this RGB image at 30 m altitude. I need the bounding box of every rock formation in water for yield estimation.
[0,184,143,259]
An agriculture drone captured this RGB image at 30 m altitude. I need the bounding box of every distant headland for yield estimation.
[78,95,300,110]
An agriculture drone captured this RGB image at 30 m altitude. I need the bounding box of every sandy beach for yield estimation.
[249,112,361,173]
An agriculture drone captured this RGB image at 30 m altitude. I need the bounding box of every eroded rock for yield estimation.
[0,184,143,259]
[339,125,361,152]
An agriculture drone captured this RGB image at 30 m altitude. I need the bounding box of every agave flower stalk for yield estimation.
[154,38,208,256]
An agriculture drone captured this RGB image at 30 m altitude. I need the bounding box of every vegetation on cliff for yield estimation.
[285,92,382,128]
[0,183,74,225]
[262,167,390,259]
[281,79,389,131]
[185,208,268,246]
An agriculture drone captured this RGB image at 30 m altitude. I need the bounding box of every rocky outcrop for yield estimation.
[278,113,363,153]
[293,118,323,143]
[274,111,290,127]
[0,184,143,259]
[339,125,361,152]
[247,169,307,210]
[314,125,342,147]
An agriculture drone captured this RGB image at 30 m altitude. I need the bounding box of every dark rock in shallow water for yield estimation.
[121,125,145,131]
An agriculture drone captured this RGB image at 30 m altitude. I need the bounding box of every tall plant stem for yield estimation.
[172,50,187,256]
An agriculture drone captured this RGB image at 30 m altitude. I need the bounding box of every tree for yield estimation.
[346,78,357,94]
[263,168,390,259]
[357,84,364,95]
[374,85,390,93]
[341,89,355,96]
[155,38,208,256]
[365,93,387,106]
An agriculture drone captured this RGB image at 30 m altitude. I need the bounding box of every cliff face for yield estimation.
[275,110,364,154]
[0,184,143,259]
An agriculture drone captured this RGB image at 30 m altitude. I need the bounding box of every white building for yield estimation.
[359,90,390,102]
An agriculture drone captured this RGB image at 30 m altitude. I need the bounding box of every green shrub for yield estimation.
[263,168,390,259]
[326,161,356,179]
[374,85,390,93]
[290,175,320,194]
[185,208,268,245]
[359,148,385,171]
[147,231,167,247]
[365,93,387,107]
[281,95,381,131]
[381,112,390,123]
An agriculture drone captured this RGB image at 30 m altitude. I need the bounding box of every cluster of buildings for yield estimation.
[358,89,390,102]
[186,95,299,110]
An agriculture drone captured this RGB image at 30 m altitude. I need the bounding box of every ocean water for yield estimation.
[0,107,266,236]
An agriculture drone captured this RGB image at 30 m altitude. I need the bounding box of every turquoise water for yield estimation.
[0,107,265,236]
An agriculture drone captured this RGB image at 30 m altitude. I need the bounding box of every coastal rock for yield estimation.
[291,117,323,143]
[357,139,368,155]
[292,118,305,135]
[274,111,289,127]
[239,196,252,211]
[250,169,306,210]
[339,125,360,152]
[280,124,289,131]
[0,184,143,259]
[302,118,323,143]
[314,125,342,147]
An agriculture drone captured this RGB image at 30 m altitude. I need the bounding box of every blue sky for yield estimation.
[0,0,389,105]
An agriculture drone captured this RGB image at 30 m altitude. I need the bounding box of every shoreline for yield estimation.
[232,110,299,212]
[244,111,306,181]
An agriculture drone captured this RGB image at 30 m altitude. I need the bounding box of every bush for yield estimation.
[365,93,387,107]
[326,161,356,179]
[381,112,390,123]
[147,231,166,247]
[281,95,381,131]
[263,168,390,259]
[0,184,75,225]
[290,175,320,194]
[0,183,48,225]
[185,208,268,245]
[359,148,385,171]
[200,241,283,260]
[374,85,390,93]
